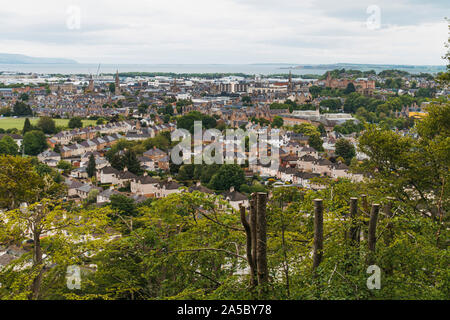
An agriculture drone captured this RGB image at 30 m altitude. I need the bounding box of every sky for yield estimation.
[0,0,448,65]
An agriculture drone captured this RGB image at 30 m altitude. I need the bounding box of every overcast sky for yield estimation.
[0,0,448,65]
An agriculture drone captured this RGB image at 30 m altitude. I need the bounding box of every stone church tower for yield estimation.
[87,74,94,92]
[115,70,121,95]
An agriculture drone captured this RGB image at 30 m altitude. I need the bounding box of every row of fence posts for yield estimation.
[313,196,385,271]
[240,193,394,292]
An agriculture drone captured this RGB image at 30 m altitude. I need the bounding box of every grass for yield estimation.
[0,117,97,130]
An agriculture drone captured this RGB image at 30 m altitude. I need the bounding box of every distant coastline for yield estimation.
[0,62,445,76]
[0,53,78,65]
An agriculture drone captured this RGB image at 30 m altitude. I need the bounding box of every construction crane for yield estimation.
[95,64,101,83]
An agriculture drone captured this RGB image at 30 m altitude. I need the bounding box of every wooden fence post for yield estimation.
[383,198,394,246]
[349,197,359,246]
[256,193,268,289]
[383,197,395,275]
[250,193,257,285]
[312,199,324,271]
[368,204,380,265]
[360,194,369,241]
[345,197,359,273]
[240,205,257,287]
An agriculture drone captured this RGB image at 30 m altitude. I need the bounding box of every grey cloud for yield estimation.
[312,0,449,26]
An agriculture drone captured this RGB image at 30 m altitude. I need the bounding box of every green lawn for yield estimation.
[0,117,97,130]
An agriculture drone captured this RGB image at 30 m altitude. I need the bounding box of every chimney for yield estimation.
[143,171,148,177]
[196,181,201,187]
[168,177,173,182]
[123,167,128,172]
[230,186,235,193]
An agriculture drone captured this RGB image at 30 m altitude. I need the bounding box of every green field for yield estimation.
[0,117,97,130]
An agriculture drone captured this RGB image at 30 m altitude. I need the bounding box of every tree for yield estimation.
[87,154,96,178]
[293,123,320,137]
[318,123,326,136]
[87,189,100,204]
[0,200,113,299]
[177,164,195,181]
[320,98,342,111]
[0,135,18,155]
[334,120,364,134]
[344,83,356,94]
[272,116,284,128]
[209,164,245,191]
[0,156,52,209]
[163,105,174,116]
[177,111,217,134]
[23,130,48,156]
[109,194,137,217]
[22,118,33,134]
[138,103,148,115]
[19,93,29,101]
[242,96,252,106]
[294,123,324,151]
[68,192,243,300]
[12,101,32,116]
[309,85,322,98]
[68,117,83,129]
[36,117,57,134]
[343,92,367,114]
[108,83,115,93]
[0,107,12,118]
[163,114,170,123]
[416,88,435,98]
[56,160,72,174]
[124,149,142,175]
[335,138,356,165]
[308,135,324,152]
[358,101,449,224]
[110,152,125,171]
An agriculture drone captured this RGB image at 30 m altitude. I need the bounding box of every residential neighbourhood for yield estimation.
[0,66,439,212]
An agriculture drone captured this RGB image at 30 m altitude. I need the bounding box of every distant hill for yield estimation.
[286,63,446,73]
[0,53,78,64]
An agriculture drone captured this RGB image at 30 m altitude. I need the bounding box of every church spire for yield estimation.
[115,70,121,95]
[87,74,94,92]
[288,70,293,92]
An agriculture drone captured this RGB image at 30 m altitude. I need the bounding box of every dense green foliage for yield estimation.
[36,117,57,134]
[68,117,83,129]
[12,101,32,116]
[23,130,48,156]
[335,138,356,165]
[0,135,18,155]
[177,111,217,134]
